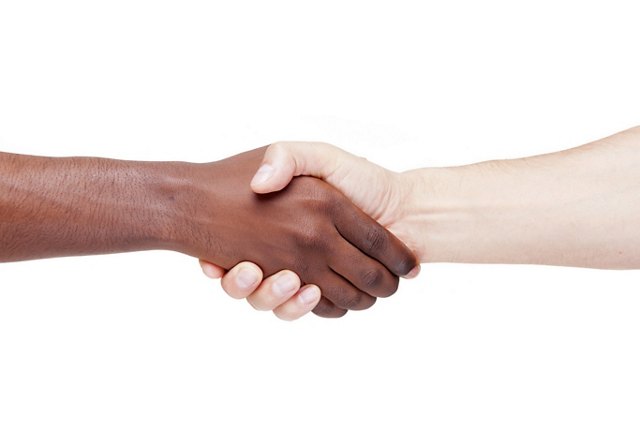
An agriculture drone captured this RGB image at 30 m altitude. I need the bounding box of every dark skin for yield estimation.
[0,147,417,318]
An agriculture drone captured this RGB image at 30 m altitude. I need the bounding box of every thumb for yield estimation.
[250,141,344,194]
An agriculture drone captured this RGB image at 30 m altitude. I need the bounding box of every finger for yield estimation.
[246,270,301,311]
[334,205,418,277]
[272,285,321,321]
[317,272,376,311]
[220,261,263,300]
[329,242,399,298]
[250,141,348,193]
[312,297,348,318]
[199,259,226,279]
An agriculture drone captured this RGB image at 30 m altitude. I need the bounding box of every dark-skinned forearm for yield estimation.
[0,151,188,262]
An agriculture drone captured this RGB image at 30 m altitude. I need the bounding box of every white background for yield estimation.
[1,1,639,443]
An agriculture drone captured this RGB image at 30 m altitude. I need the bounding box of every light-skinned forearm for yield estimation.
[402,127,640,268]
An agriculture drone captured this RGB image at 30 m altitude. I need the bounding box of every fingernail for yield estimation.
[273,273,298,297]
[251,164,275,187]
[236,267,259,289]
[298,287,319,305]
[403,264,421,279]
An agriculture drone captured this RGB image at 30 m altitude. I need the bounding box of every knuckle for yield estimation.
[327,196,346,216]
[329,287,374,311]
[265,141,291,165]
[365,227,388,253]
[295,229,322,249]
[294,221,332,250]
[295,177,334,206]
[332,288,360,309]
[361,267,384,289]
[378,275,399,298]
[341,292,363,309]
[267,141,286,153]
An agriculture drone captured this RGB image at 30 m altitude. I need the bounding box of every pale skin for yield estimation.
[201,126,640,320]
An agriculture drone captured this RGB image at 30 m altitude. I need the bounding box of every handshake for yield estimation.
[2,127,639,320]
[0,142,423,320]
[195,143,422,320]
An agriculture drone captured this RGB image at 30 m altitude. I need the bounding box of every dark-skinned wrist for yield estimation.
[155,160,227,261]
